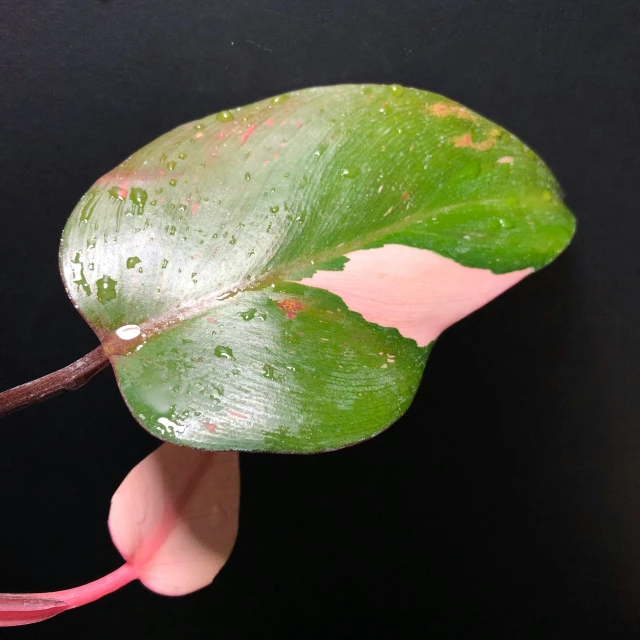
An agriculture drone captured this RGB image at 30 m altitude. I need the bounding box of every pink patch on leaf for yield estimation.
[265,118,275,126]
[297,245,532,347]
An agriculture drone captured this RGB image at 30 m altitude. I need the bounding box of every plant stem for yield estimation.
[0,346,110,418]
[40,563,137,610]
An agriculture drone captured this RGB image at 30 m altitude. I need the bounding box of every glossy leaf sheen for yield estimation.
[60,85,575,452]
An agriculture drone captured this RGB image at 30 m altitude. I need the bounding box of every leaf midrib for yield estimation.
[106,193,552,353]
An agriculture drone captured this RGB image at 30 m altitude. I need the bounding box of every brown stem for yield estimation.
[0,346,110,418]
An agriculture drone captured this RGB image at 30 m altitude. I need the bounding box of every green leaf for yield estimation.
[60,84,575,452]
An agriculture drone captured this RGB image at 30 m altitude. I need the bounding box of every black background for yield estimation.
[0,1,638,638]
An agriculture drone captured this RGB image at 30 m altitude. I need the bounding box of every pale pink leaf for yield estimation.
[108,443,240,596]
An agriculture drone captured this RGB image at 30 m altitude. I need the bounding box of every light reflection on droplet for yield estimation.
[116,324,141,340]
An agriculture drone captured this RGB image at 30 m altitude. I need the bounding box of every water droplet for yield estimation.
[270,205,280,214]
[162,258,169,269]
[239,308,257,321]
[71,252,91,295]
[216,110,235,122]
[108,186,126,200]
[79,190,99,223]
[229,235,237,244]
[314,143,328,158]
[193,123,205,131]
[129,187,148,209]
[169,179,177,187]
[158,417,179,429]
[271,94,289,105]
[167,160,177,172]
[178,152,187,159]
[263,364,277,379]
[126,256,141,269]
[214,345,234,359]
[169,225,176,235]
[390,84,405,97]
[116,324,141,340]
[341,167,361,179]
[499,218,514,229]
[96,275,117,304]
[245,172,251,181]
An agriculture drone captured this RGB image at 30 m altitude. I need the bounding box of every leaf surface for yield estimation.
[60,84,575,452]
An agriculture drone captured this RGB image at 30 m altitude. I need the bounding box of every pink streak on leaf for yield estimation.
[108,443,240,596]
[241,124,256,144]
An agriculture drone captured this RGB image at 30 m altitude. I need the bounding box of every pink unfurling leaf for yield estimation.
[108,443,240,596]
[0,444,240,626]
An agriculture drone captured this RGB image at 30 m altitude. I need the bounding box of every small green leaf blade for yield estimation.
[60,85,575,452]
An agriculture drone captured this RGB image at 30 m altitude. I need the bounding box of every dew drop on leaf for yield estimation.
[214,345,234,359]
[216,111,235,123]
[263,364,277,379]
[129,188,148,208]
[96,275,117,304]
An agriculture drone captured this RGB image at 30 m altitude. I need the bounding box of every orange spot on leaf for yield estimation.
[429,102,477,121]
[402,192,409,200]
[204,423,217,433]
[453,128,500,151]
[206,317,218,324]
[276,299,305,319]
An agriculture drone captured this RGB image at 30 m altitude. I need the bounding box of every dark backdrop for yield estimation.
[0,1,638,638]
